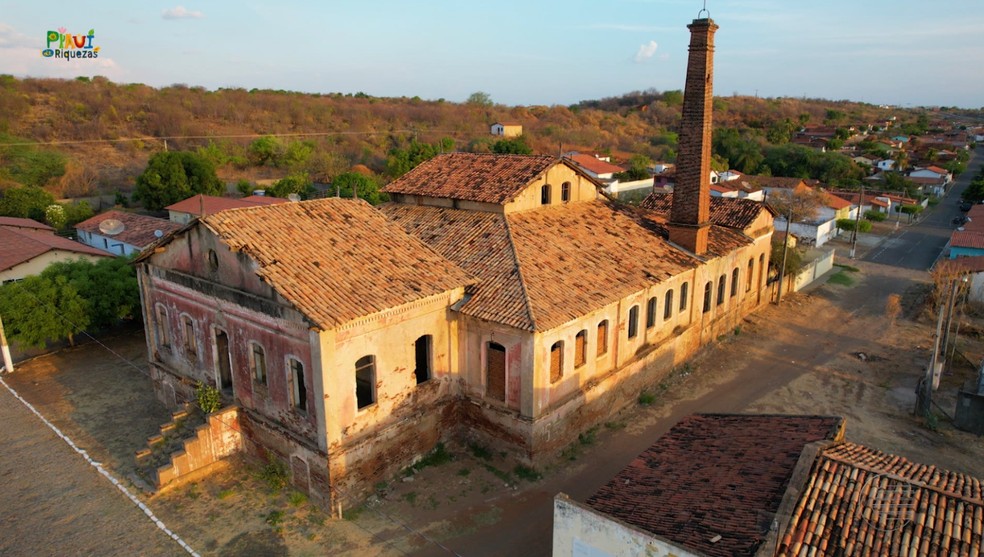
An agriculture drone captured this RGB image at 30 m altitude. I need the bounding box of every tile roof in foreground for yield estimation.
[200,199,474,330]
[778,442,984,557]
[165,194,288,216]
[75,210,183,249]
[381,153,562,204]
[0,217,53,231]
[382,200,697,332]
[641,192,774,232]
[585,414,843,557]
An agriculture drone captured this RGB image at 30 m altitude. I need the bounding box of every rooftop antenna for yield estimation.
[698,0,710,18]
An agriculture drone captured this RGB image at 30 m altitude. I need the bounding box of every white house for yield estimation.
[875,159,896,171]
[76,210,182,256]
[490,122,523,137]
[910,165,953,184]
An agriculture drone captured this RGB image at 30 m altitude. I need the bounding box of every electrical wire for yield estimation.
[3,279,464,556]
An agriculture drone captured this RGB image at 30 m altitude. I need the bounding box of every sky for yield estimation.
[1,1,982,108]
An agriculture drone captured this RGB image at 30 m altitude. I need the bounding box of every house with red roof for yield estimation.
[165,194,288,225]
[0,217,111,284]
[76,210,183,256]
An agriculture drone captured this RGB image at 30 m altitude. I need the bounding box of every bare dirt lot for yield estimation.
[3,255,984,556]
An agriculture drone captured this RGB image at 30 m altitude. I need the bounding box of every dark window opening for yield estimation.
[291,358,307,411]
[703,282,712,313]
[717,274,726,306]
[681,282,689,311]
[731,268,739,297]
[645,297,657,328]
[628,305,639,338]
[747,259,754,292]
[355,355,375,409]
[541,184,551,205]
[414,335,432,384]
[561,182,571,203]
[664,290,673,320]
[486,342,506,401]
[252,343,267,385]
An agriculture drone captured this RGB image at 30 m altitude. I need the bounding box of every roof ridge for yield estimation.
[824,442,984,506]
[501,214,538,332]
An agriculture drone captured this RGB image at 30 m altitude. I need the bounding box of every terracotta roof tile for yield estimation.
[200,199,473,330]
[0,217,52,231]
[586,414,843,557]
[640,192,773,231]
[383,200,697,332]
[951,230,984,250]
[778,442,984,557]
[164,194,288,216]
[736,175,807,191]
[567,154,626,175]
[75,210,183,249]
[382,153,560,204]
[0,226,111,272]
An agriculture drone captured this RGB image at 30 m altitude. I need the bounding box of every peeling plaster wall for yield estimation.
[504,164,599,214]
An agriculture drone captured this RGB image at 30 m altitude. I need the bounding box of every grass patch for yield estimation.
[342,505,364,521]
[604,420,626,430]
[638,391,657,405]
[578,426,598,446]
[457,467,471,477]
[834,263,860,273]
[408,442,452,474]
[216,488,236,500]
[828,271,855,287]
[513,464,542,482]
[482,463,513,484]
[264,510,285,527]
[468,442,493,461]
[402,491,418,506]
[288,491,307,506]
[256,456,290,491]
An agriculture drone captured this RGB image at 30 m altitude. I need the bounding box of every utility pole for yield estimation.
[775,205,793,305]
[0,313,13,373]
[850,185,865,259]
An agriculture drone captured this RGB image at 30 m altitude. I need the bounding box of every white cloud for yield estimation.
[162,6,204,20]
[0,22,34,49]
[634,40,659,62]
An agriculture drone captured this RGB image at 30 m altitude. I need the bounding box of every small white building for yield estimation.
[490,122,523,137]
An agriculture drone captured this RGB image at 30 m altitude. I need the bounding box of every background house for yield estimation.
[0,217,111,284]
[165,194,288,224]
[76,210,182,256]
[490,122,523,137]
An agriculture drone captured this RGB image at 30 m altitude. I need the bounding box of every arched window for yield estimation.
[561,182,571,203]
[290,358,307,412]
[414,335,432,384]
[486,342,506,401]
[680,282,689,311]
[746,259,754,292]
[355,355,375,409]
[154,304,169,348]
[703,282,712,313]
[597,321,609,356]
[550,341,564,383]
[181,315,196,355]
[574,330,587,368]
[646,297,657,328]
[717,274,726,305]
[541,184,551,205]
[664,290,674,320]
[731,268,740,297]
[759,254,766,289]
[628,305,640,338]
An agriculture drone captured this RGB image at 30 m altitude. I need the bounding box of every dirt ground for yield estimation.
[3,244,984,556]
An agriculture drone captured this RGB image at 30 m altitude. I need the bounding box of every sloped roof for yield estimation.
[640,192,774,231]
[381,153,562,204]
[585,414,844,557]
[382,200,697,332]
[737,175,807,191]
[0,226,111,272]
[951,230,984,250]
[199,199,473,330]
[779,442,984,557]
[165,194,289,216]
[934,255,984,274]
[823,192,853,210]
[75,210,182,249]
[0,217,52,231]
[567,154,625,175]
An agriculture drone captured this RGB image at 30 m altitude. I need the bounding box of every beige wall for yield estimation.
[504,163,600,214]
[0,251,109,283]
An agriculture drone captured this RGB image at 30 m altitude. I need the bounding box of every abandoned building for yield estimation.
[134,15,776,509]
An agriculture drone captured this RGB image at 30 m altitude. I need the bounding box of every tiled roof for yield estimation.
[165,194,289,216]
[585,414,844,557]
[200,199,474,330]
[383,200,697,332]
[0,217,52,231]
[75,210,182,249]
[951,230,984,250]
[925,165,949,174]
[779,442,984,557]
[737,175,807,191]
[935,256,984,274]
[567,154,626,175]
[640,192,773,231]
[0,226,111,272]
[823,193,853,210]
[381,153,561,204]
[832,192,891,208]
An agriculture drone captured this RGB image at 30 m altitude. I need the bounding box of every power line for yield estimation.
[3,279,464,556]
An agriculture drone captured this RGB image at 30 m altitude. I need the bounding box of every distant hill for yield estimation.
[0,75,933,199]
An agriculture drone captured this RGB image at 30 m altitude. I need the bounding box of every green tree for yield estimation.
[44,204,66,229]
[41,257,139,331]
[249,136,286,166]
[331,172,386,205]
[133,151,224,211]
[491,136,533,155]
[386,138,453,178]
[267,173,315,199]
[62,201,94,230]
[770,242,803,276]
[0,275,90,348]
[466,91,493,107]
[836,218,872,233]
[766,118,796,145]
[0,185,55,219]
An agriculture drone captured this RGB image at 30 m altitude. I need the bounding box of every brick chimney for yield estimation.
[667,17,718,255]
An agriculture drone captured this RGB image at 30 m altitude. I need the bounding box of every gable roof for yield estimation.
[822,192,853,210]
[567,154,626,176]
[585,414,844,557]
[0,225,111,272]
[164,194,289,217]
[0,217,52,231]
[75,210,183,249]
[779,442,984,557]
[737,175,808,191]
[951,230,984,250]
[640,192,774,231]
[382,200,698,332]
[381,153,564,204]
[198,199,473,330]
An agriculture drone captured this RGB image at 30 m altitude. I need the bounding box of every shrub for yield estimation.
[865,210,886,222]
[195,381,221,414]
[256,455,290,491]
[836,218,872,233]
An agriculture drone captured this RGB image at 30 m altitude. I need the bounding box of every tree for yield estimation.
[491,136,532,155]
[770,242,802,276]
[466,91,493,107]
[386,138,453,178]
[267,173,315,199]
[0,185,55,220]
[249,136,286,166]
[836,218,872,233]
[44,204,66,229]
[133,151,224,211]
[0,275,90,348]
[62,201,94,230]
[766,187,824,224]
[41,257,140,331]
[331,172,386,205]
